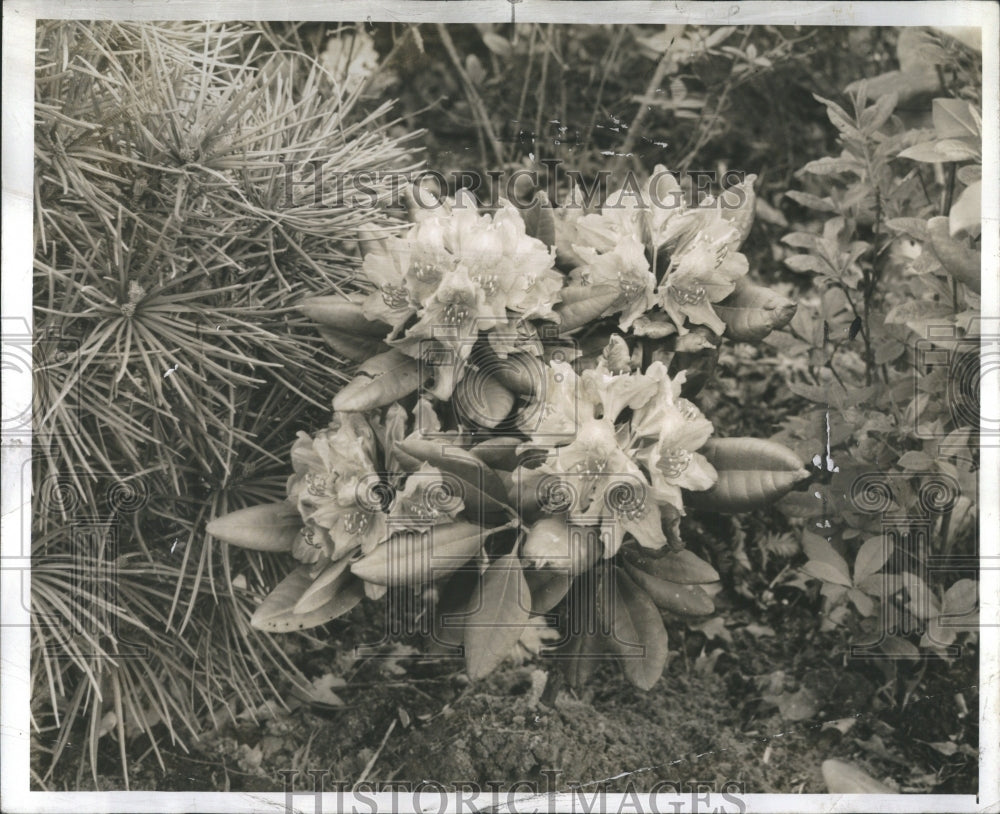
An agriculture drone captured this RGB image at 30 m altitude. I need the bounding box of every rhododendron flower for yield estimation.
[519,363,573,442]
[521,417,666,555]
[632,368,718,512]
[388,462,464,528]
[360,217,454,329]
[361,198,561,373]
[579,352,662,425]
[522,342,666,444]
[655,200,749,335]
[571,166,685,254]
[562,165,751,336]
[520,359,581,442]
[286,413,387,563]
[406,265,491,352]
[453,203,562,317]
[361,239,418,332]
[487,317,546,359]
[571,235,657,330]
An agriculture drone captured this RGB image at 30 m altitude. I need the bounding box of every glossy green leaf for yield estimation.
[613,567,669,690]
[350,521,486,586]
[299,295,391,336]
[687,437,809,513]
[621,547,719,585]
[553,285,621,332]
[464,553,531,680]
[714,277,797,342]
[333,349,422,412]
[251,565,365,632]
[206,503,301,552]
[623,562,714,617]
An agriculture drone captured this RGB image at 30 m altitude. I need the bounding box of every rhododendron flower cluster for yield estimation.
[208,169,805,690]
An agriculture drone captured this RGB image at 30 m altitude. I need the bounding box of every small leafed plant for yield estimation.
[209,167,809,689]
[771,37,981,665]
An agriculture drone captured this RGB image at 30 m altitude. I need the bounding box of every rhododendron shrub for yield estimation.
[209,168,807,689]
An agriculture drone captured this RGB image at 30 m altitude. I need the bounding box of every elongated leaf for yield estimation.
[800,530,851,576]
[396,438,512,521]
[860,92,898,133]
[932,97,979,139]
[206,503,301,552]
[332,349,421,411]
[689,469,810,512]
[784,191,837,212]
[884,299,954,325]
[317,327,389,363]
[853,536,891,583]
[454,369,515,428]
[469,437,523,471]
[942,578,978,621]
[803,559,852,587]
[927,216,980,291]
[268,580,364,632]
[899,138,980,163]
[800,154,864,176]
[688,437,809,511]
[464,553,531,680]
[613,567,669,690]
[925,578,978,647]
[350,521,486,586]
[700,437,806,472]
[621,547,719,584]
[293,558,351,614]
[813,94,860,138]
[299,296,391,337]
[623,562,714,616]
[251,566,365,632]
[550,565,613,687]
[524,568,571,614]
[714,277,797,341]
[520,191,556,248]
[553,285,621,332]
[489,352,544,396]
[898,570,941,619]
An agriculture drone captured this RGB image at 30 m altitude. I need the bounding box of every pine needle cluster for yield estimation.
[31,19,419,787]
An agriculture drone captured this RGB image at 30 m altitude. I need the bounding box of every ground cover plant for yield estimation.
[29,19,983,796]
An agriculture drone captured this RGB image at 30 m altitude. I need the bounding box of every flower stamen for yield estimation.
[657,448,692,478]
[668,285,707,306]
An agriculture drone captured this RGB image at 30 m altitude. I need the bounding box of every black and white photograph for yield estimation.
[2,2,997,812]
